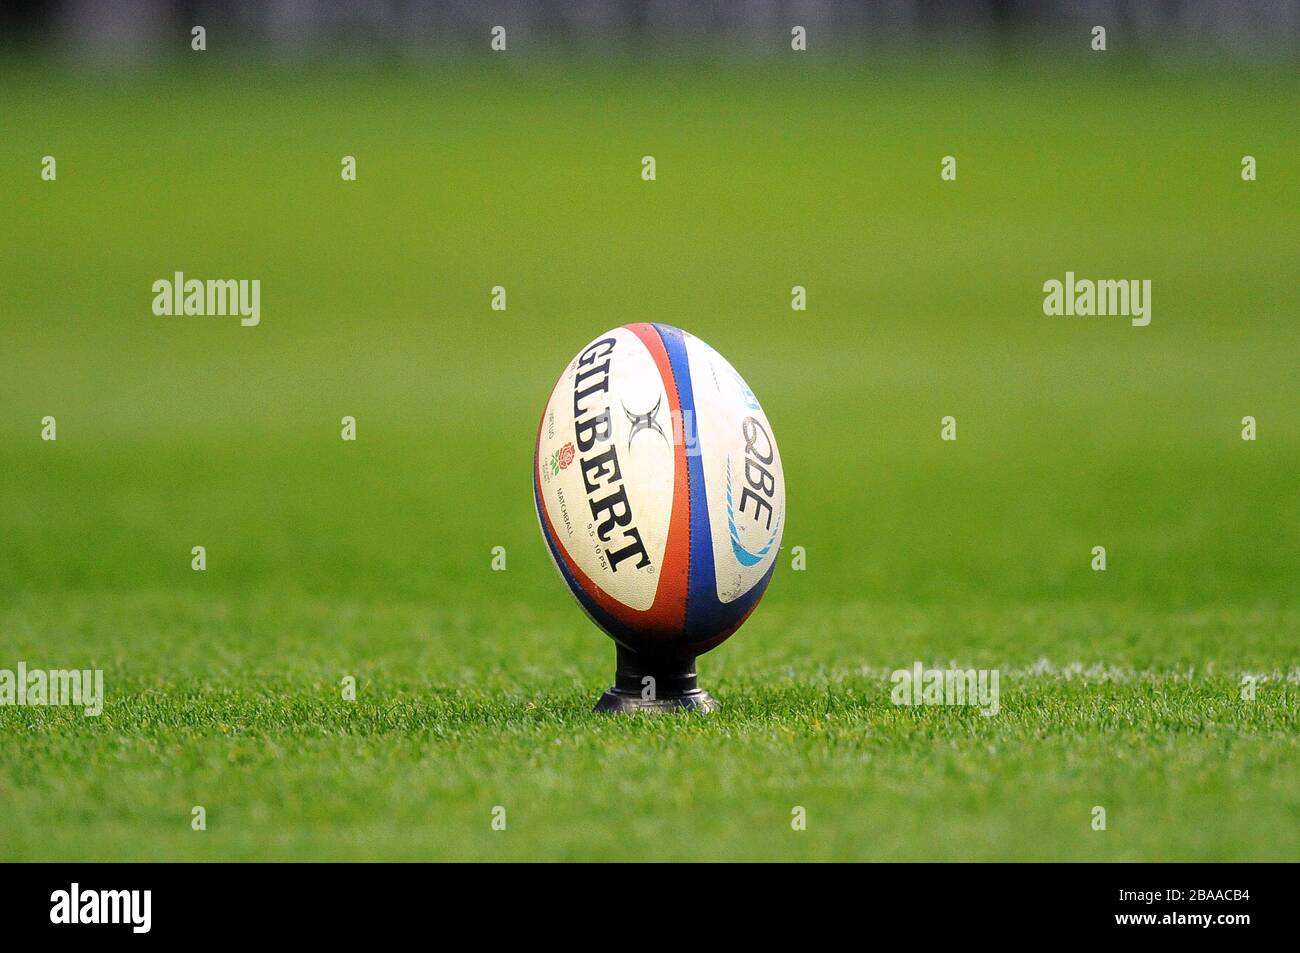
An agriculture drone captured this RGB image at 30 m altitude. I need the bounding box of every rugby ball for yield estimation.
[534,323,784,658]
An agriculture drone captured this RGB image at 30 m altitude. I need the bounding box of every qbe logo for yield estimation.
[49,883,151,934]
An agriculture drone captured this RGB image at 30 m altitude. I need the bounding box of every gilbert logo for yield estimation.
[622,397,668,449]
[50,883,151,934]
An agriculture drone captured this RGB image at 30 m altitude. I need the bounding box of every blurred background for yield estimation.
[3,0,1299,61]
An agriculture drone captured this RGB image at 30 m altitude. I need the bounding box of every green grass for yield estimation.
[0,57,1296,861]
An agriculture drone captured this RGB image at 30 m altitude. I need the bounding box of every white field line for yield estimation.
[842,660,1300,684]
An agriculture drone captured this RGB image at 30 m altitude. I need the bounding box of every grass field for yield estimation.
[1,57,1297,861]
